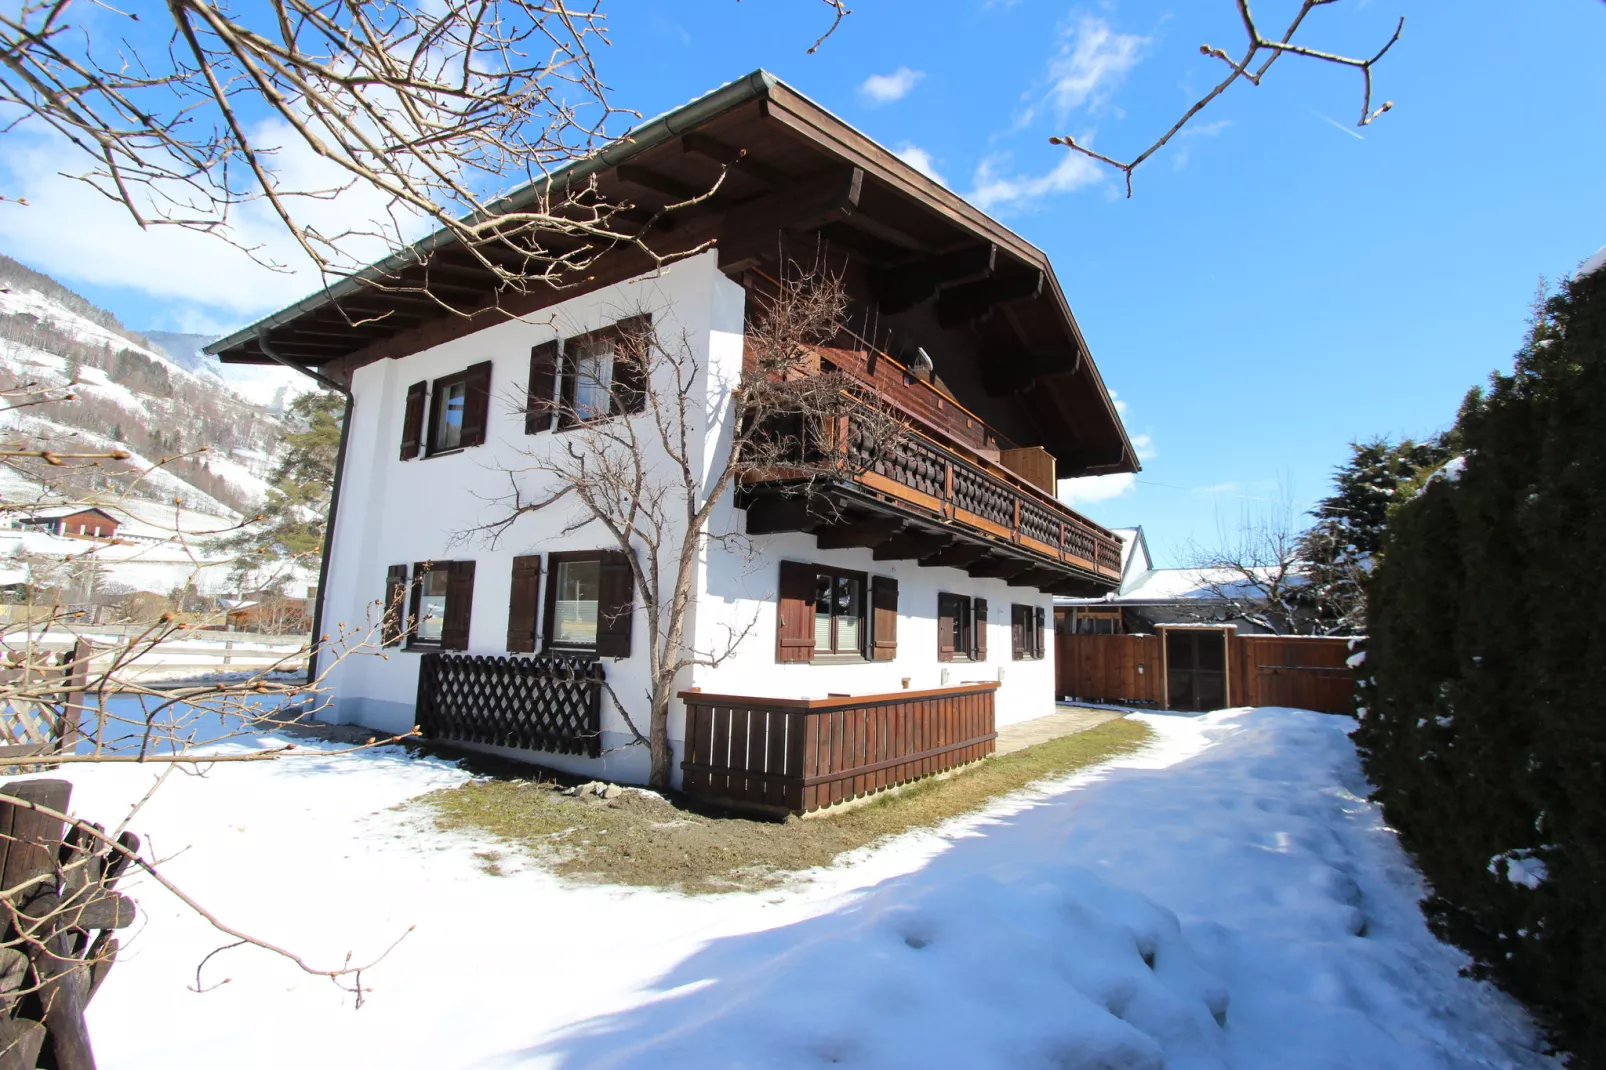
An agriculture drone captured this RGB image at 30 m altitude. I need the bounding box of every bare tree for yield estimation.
[0,0,851,307]
[1186,502,1310,635]
[1051,0,1404,196]
[465,259,904,787]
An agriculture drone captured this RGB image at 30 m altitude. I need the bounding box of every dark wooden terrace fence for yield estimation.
[416,653,604,757]
[1055,632,1358,715]
[679,683,998,816]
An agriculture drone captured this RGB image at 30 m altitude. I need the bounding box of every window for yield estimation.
[1012,603,1047,660]
[938,593,988,662]
[387,560,476,650]
[400,362,491,460]
[812,567,866,658]
[777,561,890,663]
[542,550,634,657]
[570,337,615,422]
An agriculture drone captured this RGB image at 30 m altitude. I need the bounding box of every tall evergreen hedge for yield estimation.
[1357,264,1606,1064]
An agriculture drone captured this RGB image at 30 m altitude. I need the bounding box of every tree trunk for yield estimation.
[649,688,672,789]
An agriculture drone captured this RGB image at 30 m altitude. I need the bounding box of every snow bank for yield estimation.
[56,709,1554,1069]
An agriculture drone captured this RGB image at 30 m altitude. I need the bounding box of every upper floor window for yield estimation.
[399,362,491,460]
[524,315,651,434]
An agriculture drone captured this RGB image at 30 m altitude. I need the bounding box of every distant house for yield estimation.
[1055,527,1283,636]
[224,594,312,635]
[17,507,120,541]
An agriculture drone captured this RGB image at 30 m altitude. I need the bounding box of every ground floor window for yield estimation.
[813,566,866,659]
[938,593,987,661]
[1012,603,1046,660]
[542,550,635,657]
[553,557,602,646]
[386,560,476,651]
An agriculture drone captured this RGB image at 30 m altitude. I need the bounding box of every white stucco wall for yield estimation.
[317,251,1058,787]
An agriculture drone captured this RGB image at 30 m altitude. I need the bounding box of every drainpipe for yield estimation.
[253,329,353,686]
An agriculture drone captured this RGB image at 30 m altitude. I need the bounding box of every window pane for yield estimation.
[554,560,601,644]
[814,574,834,651]
[835,576,861,652]
[437,381,466,450]
[415,568,449,641]
[573,342,614,421]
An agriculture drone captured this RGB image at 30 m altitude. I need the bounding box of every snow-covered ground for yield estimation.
[59,709,1554,1069]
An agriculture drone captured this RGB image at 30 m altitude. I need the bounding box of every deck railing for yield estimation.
[679,682,997,815]
[416,653,604,757]
[843,415,1123,579]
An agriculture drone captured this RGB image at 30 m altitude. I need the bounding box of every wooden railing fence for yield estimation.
[679,683,998,816]
[416,653,604,757]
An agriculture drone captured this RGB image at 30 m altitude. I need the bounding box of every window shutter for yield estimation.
[973,597,988,660]
[871,575,898,661]
[937,593,956,662]
[382,564,408,646]
[506,555,541,653]
[776,561,816,663]
[610,315,652,416]
[460,361,492,447]
[1011,604,1026,661]
[441,561,476,651]
[595,550,635,658]
[526,341,559,434]
[1034,606,1046,660]
[557,340,579,429]
[399,382,426,460]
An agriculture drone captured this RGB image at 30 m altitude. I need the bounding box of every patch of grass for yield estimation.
[418,717,1153,894]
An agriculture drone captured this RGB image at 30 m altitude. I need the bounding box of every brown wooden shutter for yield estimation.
[610,315,652,416]
[973,597,988,660]
[871,575,898,661]
[595,550,635,658]
[526,341,559,434]
[460,361,492,447]
[382,564,408,646]
[776,560,816,663]
[1011,604,1026,661]
[506,555,541,653]
[1034,606,1046,659]
[400,382,426,460]
[937,593,956,662]
[441,561,476,651]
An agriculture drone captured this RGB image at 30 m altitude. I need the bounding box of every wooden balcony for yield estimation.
[680,683,997,815]
[740,404,1124,595]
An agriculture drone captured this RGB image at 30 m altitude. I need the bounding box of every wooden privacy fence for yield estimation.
[679,682,998,816]
[416,653,604,757]
[1056,631,1358,714]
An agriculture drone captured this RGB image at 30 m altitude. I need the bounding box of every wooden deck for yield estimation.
[679,682,998,816]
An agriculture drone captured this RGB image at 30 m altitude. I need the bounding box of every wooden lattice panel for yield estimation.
[415,653,604,758]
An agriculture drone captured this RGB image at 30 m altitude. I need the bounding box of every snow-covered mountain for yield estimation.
[0,252,305,516]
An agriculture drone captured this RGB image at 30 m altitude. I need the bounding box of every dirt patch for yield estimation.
[417,717,1153,894]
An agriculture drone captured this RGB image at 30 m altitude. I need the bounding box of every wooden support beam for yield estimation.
[743,495,823,536]
[814,519,906,550]
[1043,577,1110,598]
[872,532,953,562]
[936,270,1045,329]
[876,244,997,315]
[966,557,1033,580]
[918,542,990,569]
[680,133,788,188]
[615,164,712,205]
[717,167,864,270]
[1007,568,1063,590]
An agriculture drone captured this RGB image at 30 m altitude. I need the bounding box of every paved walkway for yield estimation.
[994,704,1130,755]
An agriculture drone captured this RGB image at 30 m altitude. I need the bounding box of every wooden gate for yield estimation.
[1056,631,1356,714]
[1055,633,1161,705]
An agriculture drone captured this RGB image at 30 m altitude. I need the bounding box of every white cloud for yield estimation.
[893,144,946,186]
[1129,431,1157,462]
[1059,471,1136,506]
[1047,15,1147,117]
[859,67,925,106]
[967,151,1104,212]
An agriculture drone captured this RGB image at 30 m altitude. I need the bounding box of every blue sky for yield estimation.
[2,1,1602,564]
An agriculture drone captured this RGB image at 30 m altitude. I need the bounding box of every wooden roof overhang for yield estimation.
[208,71,1138,479]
